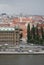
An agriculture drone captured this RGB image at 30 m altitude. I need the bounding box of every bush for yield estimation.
[39,39,43,45]
[34,40,40,44]
[29,39,35,43]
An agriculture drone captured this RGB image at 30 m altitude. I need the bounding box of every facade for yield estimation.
[12,17,32,40]
[0,14,44,41]
[12,16,44,40]
[0,27,20,45]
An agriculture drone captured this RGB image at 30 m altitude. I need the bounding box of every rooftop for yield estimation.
[0,27,15,31]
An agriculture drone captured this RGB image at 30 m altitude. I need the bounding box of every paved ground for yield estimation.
[0,40,44,54]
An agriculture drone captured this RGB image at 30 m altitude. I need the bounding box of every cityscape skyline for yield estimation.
[0,0,44,15]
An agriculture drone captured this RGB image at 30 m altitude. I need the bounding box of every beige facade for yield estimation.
[0,27,20,45]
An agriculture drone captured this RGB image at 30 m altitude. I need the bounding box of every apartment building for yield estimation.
[0,27,20,45]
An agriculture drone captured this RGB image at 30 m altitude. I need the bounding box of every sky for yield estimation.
[0,0,44,15]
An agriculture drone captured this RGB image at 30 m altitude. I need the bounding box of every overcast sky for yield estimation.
[0,0,44,15]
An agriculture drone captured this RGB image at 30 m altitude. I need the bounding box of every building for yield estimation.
[0,26,20,45]
[12,17,32,40]
[0,14,44,41]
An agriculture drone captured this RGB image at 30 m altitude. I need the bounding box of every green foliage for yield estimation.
[39,39,43,45]
[29,39,35,43]
[31,25,35,39]
[41,26,44,39]
[27,23,31,43]
[34,40,40,44]
[27,23,44,45]
[36,25,39,40]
